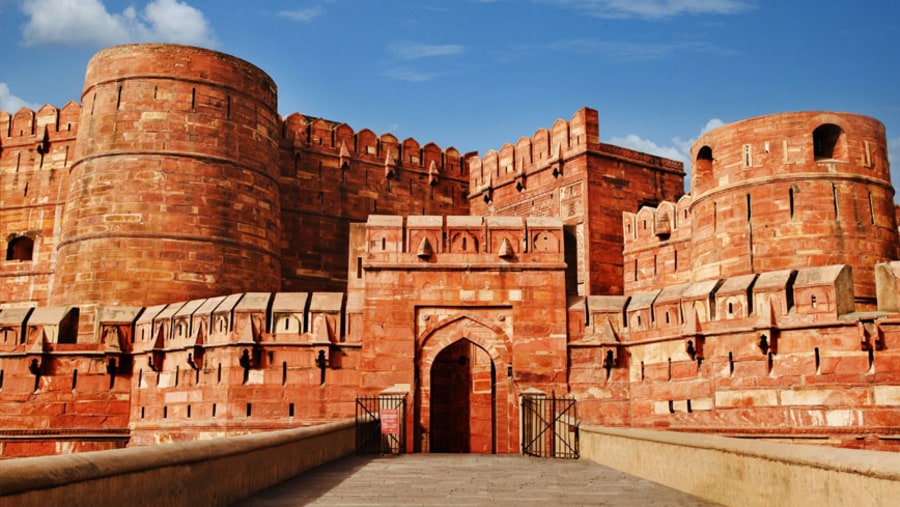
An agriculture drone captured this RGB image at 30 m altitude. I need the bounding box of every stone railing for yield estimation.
[1,419,357,507]
[580,425,900,507]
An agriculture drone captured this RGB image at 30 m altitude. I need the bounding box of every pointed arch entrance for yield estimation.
[416,314,516,454]
[429,339,495,453]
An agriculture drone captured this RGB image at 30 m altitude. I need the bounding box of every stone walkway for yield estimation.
[233,454,720,506]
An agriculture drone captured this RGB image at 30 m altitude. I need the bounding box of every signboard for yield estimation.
[381,409,400,435]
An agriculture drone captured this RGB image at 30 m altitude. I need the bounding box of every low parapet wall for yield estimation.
[0,419,357,507]
[580,425,900,507]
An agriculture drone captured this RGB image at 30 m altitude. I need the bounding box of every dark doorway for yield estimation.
[429,339,495,453]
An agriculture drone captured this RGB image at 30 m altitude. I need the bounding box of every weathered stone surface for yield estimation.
[2,43,900,459]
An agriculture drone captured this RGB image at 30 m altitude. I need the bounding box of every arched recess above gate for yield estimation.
[417,313,512,369]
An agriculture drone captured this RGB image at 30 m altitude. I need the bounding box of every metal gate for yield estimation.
[521,394,579,458]
[355,395,407,455]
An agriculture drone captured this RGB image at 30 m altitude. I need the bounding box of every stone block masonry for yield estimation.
[2,43,900,458]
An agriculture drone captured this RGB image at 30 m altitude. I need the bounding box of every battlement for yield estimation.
[574,263,871,347]
[362,214,564,265]
[0,102,81,146]
[622,195,693,293]
[467,108,600,196]
[282,113,467,182]
[623,195,693,246]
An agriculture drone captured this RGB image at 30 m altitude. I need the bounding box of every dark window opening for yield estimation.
[6,236,34,261]
[695,146,713,180]
[813,124,845,160]
[789,187,795,219]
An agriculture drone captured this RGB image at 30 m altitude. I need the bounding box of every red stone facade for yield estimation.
[2,44,900,458]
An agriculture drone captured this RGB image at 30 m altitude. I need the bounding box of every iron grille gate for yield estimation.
[355,395,407,455]
[521,395,579,458]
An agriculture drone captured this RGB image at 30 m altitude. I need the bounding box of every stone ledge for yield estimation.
[581,425,900,507]
[0,418,356,506]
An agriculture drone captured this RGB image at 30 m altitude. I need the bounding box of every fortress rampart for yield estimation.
[689,112,898,306]
[53,44,283,307]
[467,108,685,296]
[2,43,900,458]
[0,103,81,305]
[277,113,469,292]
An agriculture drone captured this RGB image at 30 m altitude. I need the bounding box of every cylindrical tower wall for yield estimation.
[689,111,898,305]
[53,44,282,306]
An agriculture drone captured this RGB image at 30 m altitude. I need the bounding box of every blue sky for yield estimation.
[2,0,899,191]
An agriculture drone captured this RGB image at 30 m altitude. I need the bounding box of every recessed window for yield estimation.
[813,124,846,160]
[6,236,34,261]
[696,146,713,179]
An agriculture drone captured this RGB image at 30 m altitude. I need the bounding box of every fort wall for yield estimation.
[689,112,898,307]
[0,103,81,305]
[52,44,283,307]
[570,262,900,449]
[3,43,900,458]
[277,114,469,292]
[467,108,685,296]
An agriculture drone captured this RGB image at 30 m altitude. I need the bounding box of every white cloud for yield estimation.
[700,118,724,134]
[608,134,686,163]
[381,41,464,82]
[20,0,216,48]
[278,6,324,23]
[541,0,755,20]
[0,83,40,112]
[608,117,726,190]
[389,41,465,61]
[609,118,724,164]
[382,67,437,82]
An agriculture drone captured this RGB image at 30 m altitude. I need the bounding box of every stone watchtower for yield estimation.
[52,44,283,307]
[689,111,898,308]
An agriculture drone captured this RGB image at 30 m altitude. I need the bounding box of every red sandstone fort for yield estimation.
[2,44,900,458]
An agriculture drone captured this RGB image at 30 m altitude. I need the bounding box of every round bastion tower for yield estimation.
[689,111,899,308]
[52,44,282,306]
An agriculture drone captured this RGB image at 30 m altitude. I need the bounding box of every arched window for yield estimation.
[695,145,713,178]
[813,124,846,160]
[6,236,34,261]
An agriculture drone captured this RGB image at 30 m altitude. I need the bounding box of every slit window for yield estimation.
[869,192,875,224]
[789,187,795,219]
[832,183,839,219]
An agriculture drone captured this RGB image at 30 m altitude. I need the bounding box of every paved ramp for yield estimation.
[234,454,719,506]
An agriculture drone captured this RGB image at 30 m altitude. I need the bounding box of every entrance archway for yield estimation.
[429,339,495,453]
[417,314,516,454]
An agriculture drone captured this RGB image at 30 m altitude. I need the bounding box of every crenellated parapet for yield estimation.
[0,102,81,151]
[622,195,693,293]
[1,102,83,305]
[282,113,467,184]
[572,264,881,349]
[467,108,599,204]
[276,113,471,293]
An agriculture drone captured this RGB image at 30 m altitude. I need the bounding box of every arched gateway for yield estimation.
[416,315,517,454]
